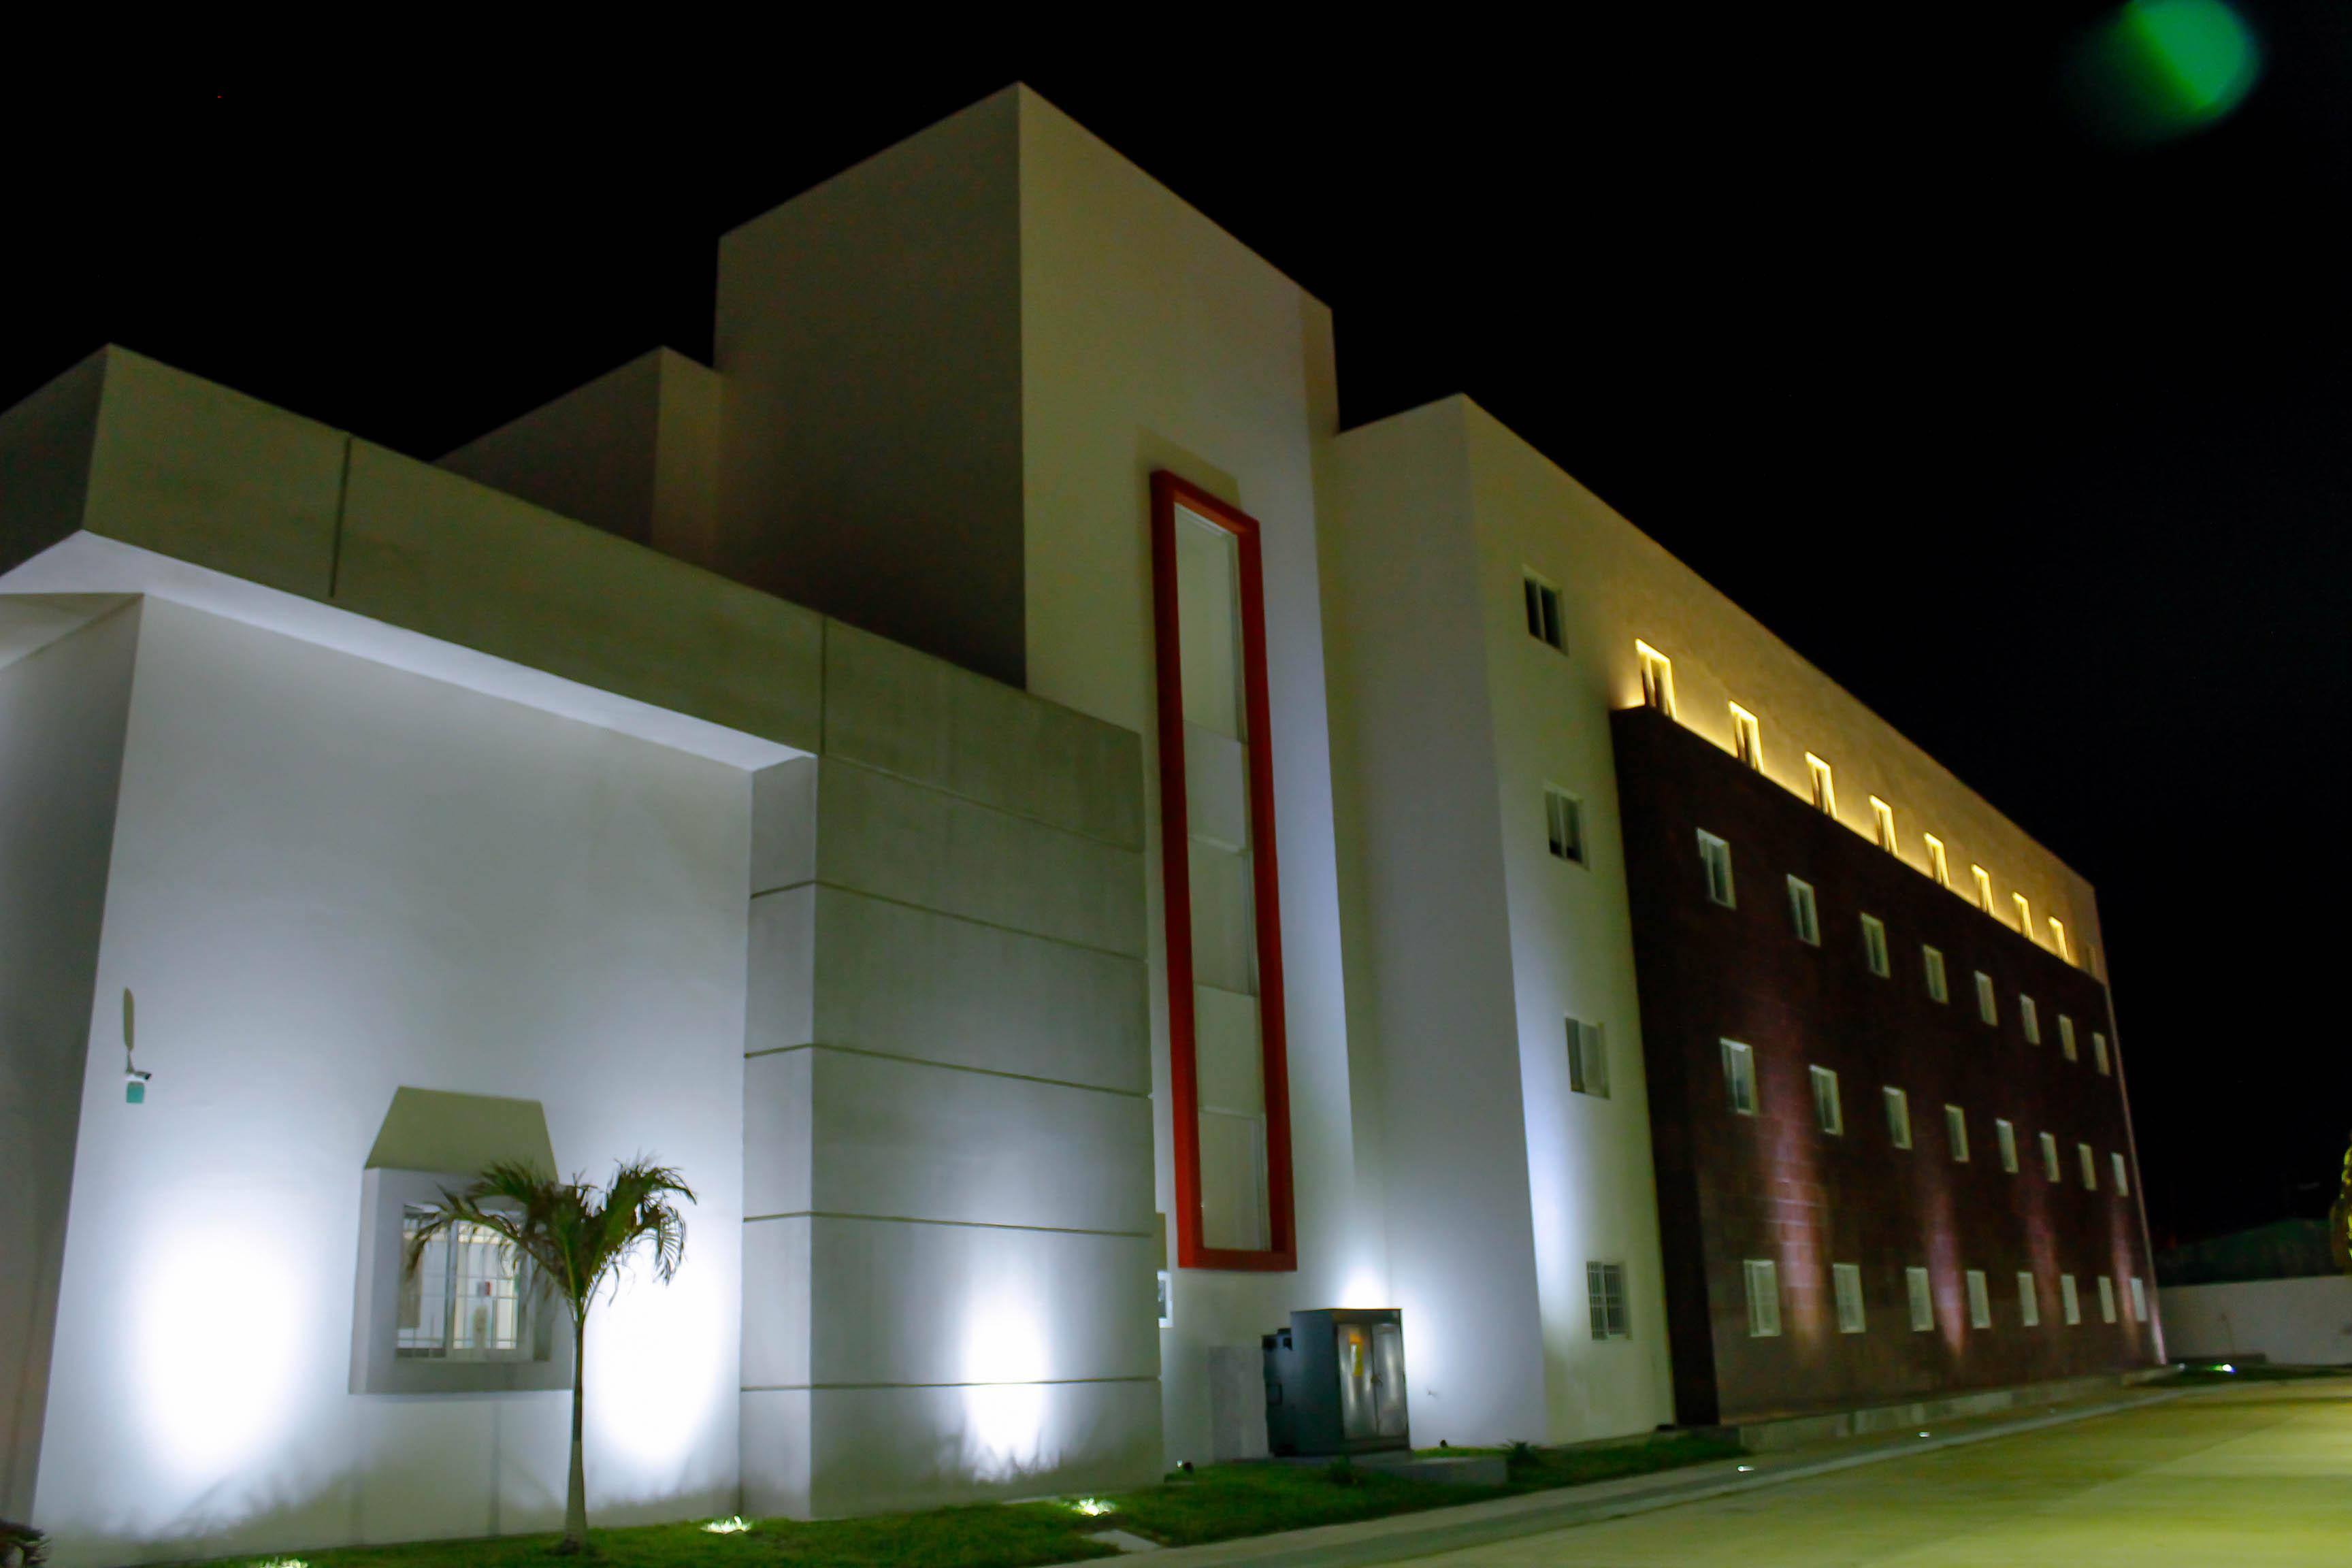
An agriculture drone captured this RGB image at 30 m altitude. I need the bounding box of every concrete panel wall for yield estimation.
[2159,1278,2352,1365]
[0,604,139,1521]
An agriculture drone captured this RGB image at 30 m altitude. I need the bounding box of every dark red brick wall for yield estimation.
[1612,705,2159,1426]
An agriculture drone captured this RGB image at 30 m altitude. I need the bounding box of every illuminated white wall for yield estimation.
[31,597,749,1565]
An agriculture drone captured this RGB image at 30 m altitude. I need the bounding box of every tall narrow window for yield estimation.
[1861,914,1891,977]
[1966,1269,1992,1329]
[2112,1151,2129,1196]
[1884,1086,1912,1149]
[1586,1261,1630,1339]
[1906,1267,1936,1332]
[1730,703,1763,770]
[1151,473,1294,1270]
[1722,1039,1758,1115]
[1788,877,1821,945]
[1996,1117,2019,1173]
[1637,640,1676,715]
[2050,917,2072,963]
[1806,753,1838,817]
[2129,1277,2147,1322]
[1945,1105,1970,1163]
[1870,796,1898,852]
[2093,1032,2110,1075]
[1698,830,1735,907]
[1810,1065,1843,1135]
[2078,1142,2098,1190]
[1567,1017,1610,1098]
[1744,1258,1782,1337]
[1833,1262,1867,1333]
[2040,1131,2061,1182]
[1924,946,1949,1003]
[1974,970,1998,1026]
[2097,1275,2118,1324]
[1972,865,1995,911]
[1925,834,1951,889]
[2014,892,2033,936]
[1545,785,1585,864]
[2019,995,2041,1045]
[1523,572,1564,651]
[2059,1015,2078,1062]
[2061,1273,2081,1326]
[2018,1272,2041,1328]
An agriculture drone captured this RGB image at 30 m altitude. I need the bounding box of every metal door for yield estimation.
[1335,1323,1377,1439]
[1370,1322,1408,1437]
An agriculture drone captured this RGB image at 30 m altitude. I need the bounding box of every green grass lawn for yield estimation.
[186,1432,1744,1568]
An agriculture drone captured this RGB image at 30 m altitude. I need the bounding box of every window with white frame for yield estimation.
[1722,1039,1757,1115]
[1523,573,1564,651]
[1945,1104,1970,1163]
[2014,892,2033,936]
[1567,1017,1610,1098]
[2050,917,2072,962]
[1906,1266,1935,1332]
[1974,970,1998,1026]
[2112,1152,2129,1196]
[1731,703,1763,770]
[1637,640,1676,715]
[1966,1269,1992,1329]
[2129,1276,2147,1322]
[2079,1141,2098,1190]
[1925,834,1952,889]
[1744,1258,1782,1337]
[2018,1271,2041,1328]
[1586,1261,1630,1339]
[2059,1014,2077,1060]
[1833,1262,1867,1333]
[1925,946,1949,1003]
[1972,864,1995,911]
[2061,1273,2081,1326]
[1861,914,1891,977]
[1996,1117,2019,1173]
[1545,784,1586,864]
[1806,753,1838,817]
[1698,830,1735,907]
[1788,877,1821,945]
[399,1209,533,1362]
[2093,1032,2111,1075]
[2097,1275,2117,1323]
[1870,796,1897,852]
[1885,1086,1912,1149]
[2019,995,2040,1045]
[1811,1065,1843,1135]
[2040,1131,2061,1182]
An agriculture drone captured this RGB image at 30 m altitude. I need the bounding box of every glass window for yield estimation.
[1806,753,1838,817]
[2040,1131,2061,1182]
[1974,970,1998,1026]
[1946,1105,1970,1163]
[2112,1152,2129,1196]
[1567,1017,1609,1098]
[1966,1269,1992,1329]
[2059,1015,2078,1061]
[1730,703,1763,770]
[1996,1118,2019,1173]
[2020,995,2040,1045]
[397,1209,531,1362]
[1788,877,1821,945]
[1861,914,1890,977]
[1523,574,1565,651]
[1870,796,1898,852]
[1698,830,1735,907]
[1906,1266,1935,1332]
[2018,1271,2041,1328]
[1744,1258,1782,1337]
[1637,640,1676,715]
[2079,1142,2099,1190]
[1810,1065,1843,1135]
[2093,1032,2111,1075]
[2097,1275,2117,1323]
[1545,785,1585,864]
[1924,946,1949,1003]
[2129,1277,2147,1322]
[1833,1262,1867,1334]
[1884,1086,1912,1149]
[1722,1039,1757,1116]
[1586,1261,1630,1339]
[2061,1273,2082,1326]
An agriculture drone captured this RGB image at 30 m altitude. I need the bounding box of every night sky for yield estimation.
[7,12,2344,1247]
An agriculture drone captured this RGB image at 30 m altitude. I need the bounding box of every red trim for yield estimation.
[1150,470,1296,1273]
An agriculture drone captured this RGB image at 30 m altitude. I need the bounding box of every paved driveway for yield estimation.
[1401,1380,2352,1566]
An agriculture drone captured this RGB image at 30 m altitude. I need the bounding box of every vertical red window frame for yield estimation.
[1151,470,1297,1272]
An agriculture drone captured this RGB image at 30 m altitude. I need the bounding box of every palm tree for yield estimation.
[406,1157,695,1554]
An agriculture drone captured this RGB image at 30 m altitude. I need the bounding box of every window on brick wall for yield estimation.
[1996,1118,2019,1173]
[1975,971,1999,1026]
[1722,1040,1757,1115]
[1833,1262,1867,1334]
[2079,1142,2099,1190]
[2112,1151,2129,1196]
[1946,1104,1970,1163]
[2129,1277,2147,1322]
[1744,1258,1782,1337]
[1862,914,1891,977]
[2020,995,2041,1045]
[1699,830,1735,907]
[1788,877,1821,945]
[2040,1131,2061,1182]
[1811,1065,1843,1135]
[1885,1086,1912,1149]
[1925,946,1949,1003]
[2094,1032,2111,1075]
[1907,1267,1936,1332]
[1967,1269,1992,1329]
[2018,1271,2041,1328]
[2098,1275,2117,1323]
[2061,1273,2081,1326]
[2059,1014,2077,1061]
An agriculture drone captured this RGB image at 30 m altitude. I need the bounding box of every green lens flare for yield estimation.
[2072,0,2262,144]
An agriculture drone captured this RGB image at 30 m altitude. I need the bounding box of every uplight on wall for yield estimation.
[1635,641,1676,717]
[1803,755,1837,819]
[1923,835,1950,889]
[1868,798,1897,854]
[2013,893,2034,939]
[1971,866,1995,912]
[2048,918,2072,964]
[1729,704,1763,770]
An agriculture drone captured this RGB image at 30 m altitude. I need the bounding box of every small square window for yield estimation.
[1972,865,1995,911]
[1788,877,1821,945]
[1810,1065,1843,1135]
[1637,640,1676,715]
[2013,892,2033,936]
[1945,1105,1970,1163]
[2018,1271,2041,1328]
[2040,1131,2061,1182]
[2049,917,2073,963]
[1567,1017,1610,1098]
[1744,1258,1782,1337]
[1925,834,1951,889]
[1884,1086,1912,1149]
[1806,753,1838,817]
[1966,1269,1992,1329]
[2078,1142,2098,1190]
[1833,1262,1866,1334]
[1924,946,1949,1004]
[1722,1039,1757,1116]
[2061,1273,2081,1326]
[2019,995,2040,1045]
[1545,785,1586,864]
[1996,1118,2019,1173]
[1870,796,1897,852]
[1861,914,1890,977]
[1586,1260,1630,1339]
[2059,1015,2078,1062]
[1730,703,1763,770]
[2097,1275,2117,1324]
[1698,830,1735,907]
[1974,971,1998,1026]
[1906,1266,1935,1333]
[1524,574,1564,651]
[2129,1276,2147,1322]
[2112,1151,2129,1196]
[2093,1032,2110,1076]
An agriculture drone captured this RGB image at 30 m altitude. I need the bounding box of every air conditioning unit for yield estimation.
[1262,1308,1409,1456]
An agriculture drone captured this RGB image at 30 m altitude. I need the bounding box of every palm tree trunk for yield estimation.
[561,1310,589,1552]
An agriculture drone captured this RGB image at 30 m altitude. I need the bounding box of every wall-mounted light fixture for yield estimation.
[124,988,152,1104]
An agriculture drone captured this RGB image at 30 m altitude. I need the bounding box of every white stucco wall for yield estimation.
[2158,1279,2352,1367]
[32,598,751,1565]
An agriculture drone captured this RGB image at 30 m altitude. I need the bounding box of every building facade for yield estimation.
[0,86,2159,1566]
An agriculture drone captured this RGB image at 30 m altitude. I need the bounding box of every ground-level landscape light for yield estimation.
[701,1517,751,1535]
[1066,1498,1117,1516]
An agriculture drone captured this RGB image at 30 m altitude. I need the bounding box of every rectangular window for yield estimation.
[1907,1266,1936,1332]
[1637,640,1676,716]
[1811,1065,1843,1135]
[2059,1015,2078,1062]
[1567,1017,1610,1098]
[1833,1262,1867,1334]
[2050,917,2072,963]
[2079,1143,2097,1190]
[1744,1258,1782,1337]
[1545,785,1585,864]
[2098,1275,2117,1323]
[2129,1276,2147,1322]
[1974,971,1997,1026]
[1788,877,1821,944]
[397,1210,532,1361]
[1523,573,1564,651]
[1730,703,1763,770]
[1722,1039,1757,1115]
[1698,830,1735,907]
[1152,473,1294,1270]
[1972,864,1995,911]
[2018,1271,2041,1328]
[1924,946,1949,1003]
[1870,796,1898,852]
[1946,1104,1970,1163]
[1861,914,1891,977]
[1966,1269,1992,1329]
[1806,753,1838,817]
[2040,1131,2061,1181]
[1586,1260,1630,1339]
[2061,1273,2081,1326]
[2014,892,2033,936]
[2112,1151,2129,1196]
[1996,1118,2019,1173]
[1925,834,1951,889]
[1885,1086,1912,1149]
[2019,995,2040,1045]
[2093,1032,2110,1075]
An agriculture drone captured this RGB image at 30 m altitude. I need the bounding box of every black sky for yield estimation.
[6,12,2345,1245]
